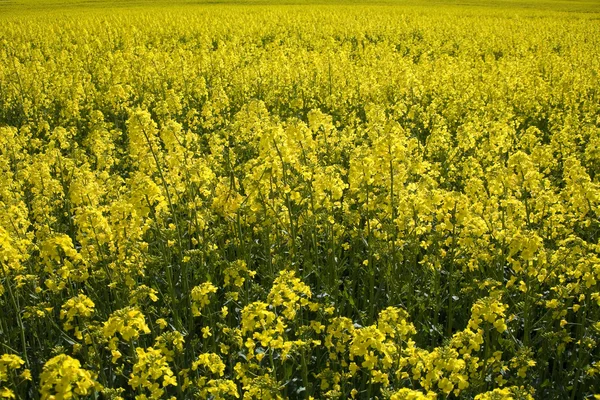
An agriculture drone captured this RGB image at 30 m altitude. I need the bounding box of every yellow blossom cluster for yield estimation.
[191,282,218,317]
[128,347,177,400]
[60,294,95,339]
[0,354,30,399]
[39,355,101,399]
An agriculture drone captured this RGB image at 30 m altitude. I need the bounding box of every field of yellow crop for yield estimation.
[1,1,599,399]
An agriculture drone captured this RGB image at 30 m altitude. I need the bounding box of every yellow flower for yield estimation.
[191,282,218,317]
[129,347,176,399]
[202,326,212,338]
[560,319,568,328]
[103,307,150,344]
[20,369,32,381]
[192,353,226,376]
[40,355,101,399]
[156,319,168,329]
[60,294,95,332]
[111,350,122,363]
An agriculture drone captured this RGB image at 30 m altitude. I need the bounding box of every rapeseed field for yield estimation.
[0,1,599,398]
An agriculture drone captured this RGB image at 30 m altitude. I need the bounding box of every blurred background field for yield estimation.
[1,0,600,14]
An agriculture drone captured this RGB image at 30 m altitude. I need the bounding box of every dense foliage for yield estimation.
[1,4,599,399]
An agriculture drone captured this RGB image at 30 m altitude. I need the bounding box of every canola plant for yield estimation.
[0,3,599,399]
